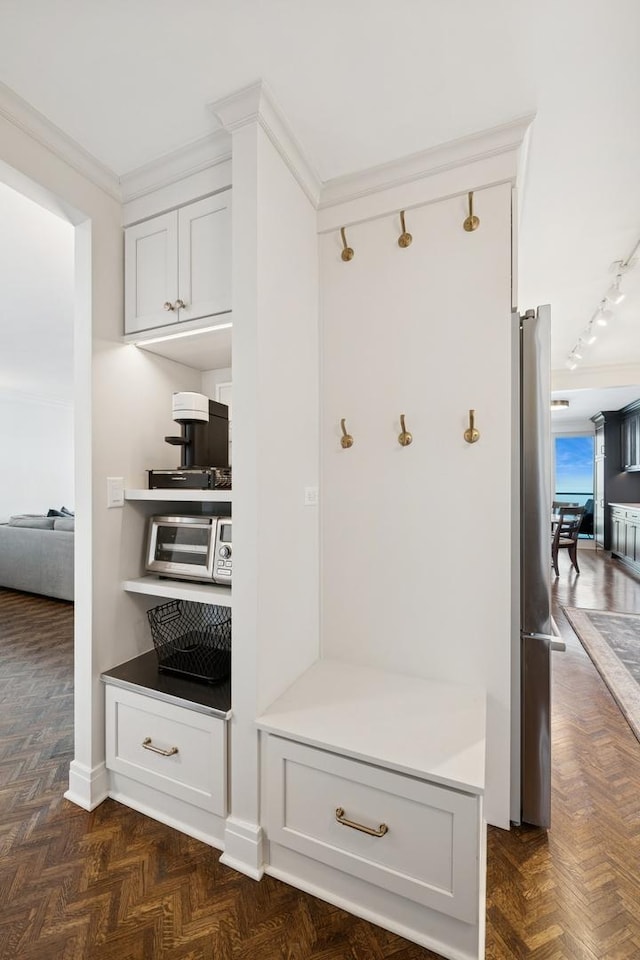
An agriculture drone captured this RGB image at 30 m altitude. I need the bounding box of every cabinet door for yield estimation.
[178,191,232,323]
[626,518,638,562]
[610,512,622,555]
[124,212,179,334]
[594,453,605,547]
[264,735,481,924]
[631,415,640,471]
[105,685,227,816]
[622,417,634,469]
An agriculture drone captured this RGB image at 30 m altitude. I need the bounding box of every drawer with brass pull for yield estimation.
[105,685,227,815]
[263,735,481,924]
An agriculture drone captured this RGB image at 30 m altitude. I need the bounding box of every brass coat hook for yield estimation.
[340,418,354,448]
[340,227,354,262]
[464,409,480,443]
[398,414,413,447]
[398,211,412,248]
[463,191,480,232]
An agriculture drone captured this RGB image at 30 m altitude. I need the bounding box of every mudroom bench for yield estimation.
[257,659,487,960]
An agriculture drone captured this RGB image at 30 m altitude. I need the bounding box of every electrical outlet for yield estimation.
[107,477,125,508]
[304,486,319,506]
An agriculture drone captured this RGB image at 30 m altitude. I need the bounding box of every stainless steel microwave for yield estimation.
[145,515,232,585]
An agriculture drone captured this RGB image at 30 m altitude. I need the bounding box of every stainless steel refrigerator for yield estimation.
[515,305,565,829]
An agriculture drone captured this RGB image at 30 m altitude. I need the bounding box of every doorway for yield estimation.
[553,433,595,539]
[0,182,75,526]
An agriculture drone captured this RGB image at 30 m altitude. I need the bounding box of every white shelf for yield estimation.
[125,488,232,503]
[123,576,232,606]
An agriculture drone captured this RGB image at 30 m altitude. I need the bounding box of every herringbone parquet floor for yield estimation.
[2,548,640,960]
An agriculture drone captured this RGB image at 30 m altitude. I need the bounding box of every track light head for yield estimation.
[596,305,613,326]
[605,275,625,305]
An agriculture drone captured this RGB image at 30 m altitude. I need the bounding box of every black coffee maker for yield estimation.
[164,391,229,469]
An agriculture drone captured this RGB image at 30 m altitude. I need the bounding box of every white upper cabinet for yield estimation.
[178,194,232,324]
[125,211,178,333]
[125,190,232,335]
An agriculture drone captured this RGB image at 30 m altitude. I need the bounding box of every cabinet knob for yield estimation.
[175,299,187,310]
[163,301,175,311]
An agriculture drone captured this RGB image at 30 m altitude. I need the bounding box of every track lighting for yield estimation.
[605,274,625,305]
[565,238,639,370]
[596,303,613,326]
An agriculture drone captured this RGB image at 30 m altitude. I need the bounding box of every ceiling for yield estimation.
[0,0,638,401]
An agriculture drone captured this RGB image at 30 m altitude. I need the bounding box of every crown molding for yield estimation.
[0,81,121,202]
[551,362,640,391]
[550,418,595,434]
[119,130,232,204]
[319,114,536,211]
[209,80,322,207]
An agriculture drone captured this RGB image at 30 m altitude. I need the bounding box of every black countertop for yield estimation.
[101,649,232,719]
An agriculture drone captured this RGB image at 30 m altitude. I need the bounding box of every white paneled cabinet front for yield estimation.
[125,190,232,335]
[264,735,481,925]
[105,685,227,816]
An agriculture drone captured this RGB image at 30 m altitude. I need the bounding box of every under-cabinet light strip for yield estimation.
[132,321,232,346]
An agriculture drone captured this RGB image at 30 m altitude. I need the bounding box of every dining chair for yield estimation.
[552,500,578,511]
[551,505,586,576]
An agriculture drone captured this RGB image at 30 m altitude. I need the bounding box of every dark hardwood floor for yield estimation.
[487,546,640,960]
[2,549,640,959]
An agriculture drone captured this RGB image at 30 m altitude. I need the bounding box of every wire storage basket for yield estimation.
[147,599,231,684]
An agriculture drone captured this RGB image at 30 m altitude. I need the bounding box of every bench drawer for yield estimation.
[264,735,481,924]
[105,685,227,816]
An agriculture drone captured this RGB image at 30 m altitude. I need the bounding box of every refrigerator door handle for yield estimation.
[521,631,566,652]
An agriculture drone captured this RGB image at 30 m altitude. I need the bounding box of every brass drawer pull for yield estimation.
[335,807,388,837]
[142,736,178,757]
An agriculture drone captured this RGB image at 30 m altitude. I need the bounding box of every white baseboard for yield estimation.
[219,816,264,879]
[64,760,109,811]
[266,843,483,960]
[108,773,225,849]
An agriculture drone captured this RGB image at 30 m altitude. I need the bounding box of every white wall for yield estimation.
[201,366,232,398]
[0,181,75,520]
[0,394,73,520]
[320,181,514,829]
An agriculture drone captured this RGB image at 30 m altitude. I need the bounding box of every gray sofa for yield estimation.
[0,515,74,602]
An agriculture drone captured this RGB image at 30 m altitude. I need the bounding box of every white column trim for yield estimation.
[219,816,265,880]
[209,80,322,208]
[65,760,109,811]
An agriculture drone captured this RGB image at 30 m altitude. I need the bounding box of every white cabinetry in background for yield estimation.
[125,190,232,335]
[102,488,232,848]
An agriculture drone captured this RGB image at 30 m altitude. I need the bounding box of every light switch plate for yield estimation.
[304,486,319,506]
[107,477,125,508]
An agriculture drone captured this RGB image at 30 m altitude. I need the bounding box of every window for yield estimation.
[554,434,594,508]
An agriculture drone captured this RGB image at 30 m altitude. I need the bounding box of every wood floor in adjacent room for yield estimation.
[1,548,640,960]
